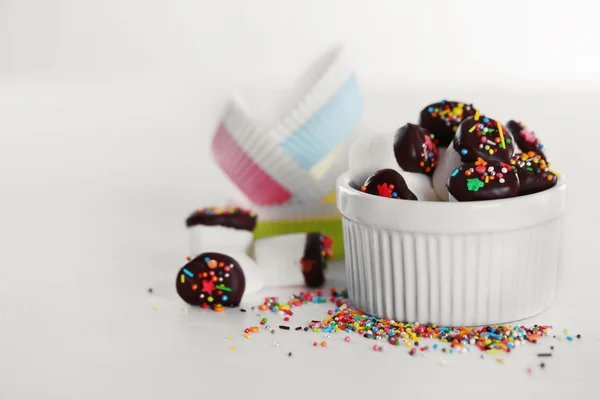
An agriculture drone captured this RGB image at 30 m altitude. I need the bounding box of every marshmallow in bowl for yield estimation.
[433,115,517,201]
[447,159,520,202]
[506,120,547,159]
[348,124,439,200]
[361,169,418,200]
[418,100,477,148]
[509,152,559,196]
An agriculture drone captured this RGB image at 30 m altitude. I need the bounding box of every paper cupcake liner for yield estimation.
[252,200,344,259]
[212,120,292,205]
[211,44,363,204]
[215,98,325,204]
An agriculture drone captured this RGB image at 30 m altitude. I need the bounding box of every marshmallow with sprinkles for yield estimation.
[510,152,559,196]
[433,113,516,201]
[361,168,418,200]
[176,252,246,309]
[418,100,477,147]
[186,207,257,256]
[447,158,520,202]
[348,124,439,201]
[506,120,547,159]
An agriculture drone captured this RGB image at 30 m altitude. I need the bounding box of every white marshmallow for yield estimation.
[348,133,439,201]
[253,233,310,287]
[431,145,462,201]
[188,225,254,257]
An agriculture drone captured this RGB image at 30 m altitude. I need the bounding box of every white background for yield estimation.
[1,1,600,399]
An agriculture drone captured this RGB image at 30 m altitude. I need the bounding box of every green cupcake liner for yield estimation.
[253,217,344,259]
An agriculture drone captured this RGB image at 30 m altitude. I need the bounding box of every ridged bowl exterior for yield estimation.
[337,172,567,326]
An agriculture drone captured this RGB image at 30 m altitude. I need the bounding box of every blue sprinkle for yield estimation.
[428,107,434,113]
[440,100,446,104]
[433,344,438,349]
[183,268,194,278]
[204,257,210,263]
[483,117,489,123]
[222,295,228,301]
[451,169,460,177]
[449,349,454,354]
[540,144,545,149]
[507,343,514,349]
[567,336,574,341]
[461,149,468,155]
[392,192,398,198]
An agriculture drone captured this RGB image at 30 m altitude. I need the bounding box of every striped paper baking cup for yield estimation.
[251,199,344,260]
[211,44,364,205]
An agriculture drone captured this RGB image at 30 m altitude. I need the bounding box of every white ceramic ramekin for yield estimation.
[336,172,567,326]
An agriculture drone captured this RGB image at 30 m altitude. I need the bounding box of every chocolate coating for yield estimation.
[300,233,333,288]
[393,123,439,175]
[418,100,477,147]
[510,152,558,196]
[175,252,245,308]
[186,207,257,231]
[454,116,516,163]
[506,120,547,159]
[361,169,418,200]
[447,160,520,201]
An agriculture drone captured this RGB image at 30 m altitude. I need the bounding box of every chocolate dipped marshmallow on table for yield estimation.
[253,232,333,288]
[185,207,265,294]
[348,123,439,201]
[432,113,517,201]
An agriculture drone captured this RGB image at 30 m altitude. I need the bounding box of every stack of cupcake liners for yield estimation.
[211,44,364,259]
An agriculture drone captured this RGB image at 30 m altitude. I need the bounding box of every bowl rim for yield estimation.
[336,171,567,233]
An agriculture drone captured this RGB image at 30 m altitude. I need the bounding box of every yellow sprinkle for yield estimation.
[441,338,448,342]
[474,109,481,121]
[549,169,561,176]
[484,340,492,345]
[152,306,158,311]
[280,304,290,310]
[486,349,503,354]
[439,110,450,116]
[243,333,250,339]
[226,336,231,340]
[564,329,568,334]
[496,358,504,364]
[180,274,185,283]
[485,176,489,184]
[497,120,506,149]
[230,347,236,351]
[469,124,477,133]
[405,342,412,348]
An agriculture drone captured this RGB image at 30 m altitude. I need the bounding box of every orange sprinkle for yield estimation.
[258,305,269,311]
[249,326,259,333]
[214,304,225,312]
[207,259,217,269]
[320,341,327,347]
[185,256,191,261]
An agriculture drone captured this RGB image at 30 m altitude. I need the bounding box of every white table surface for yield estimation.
[1,80,599,399]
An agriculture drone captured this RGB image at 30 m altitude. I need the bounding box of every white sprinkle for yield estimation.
[501,168,508,173]
[499,178,505,183]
